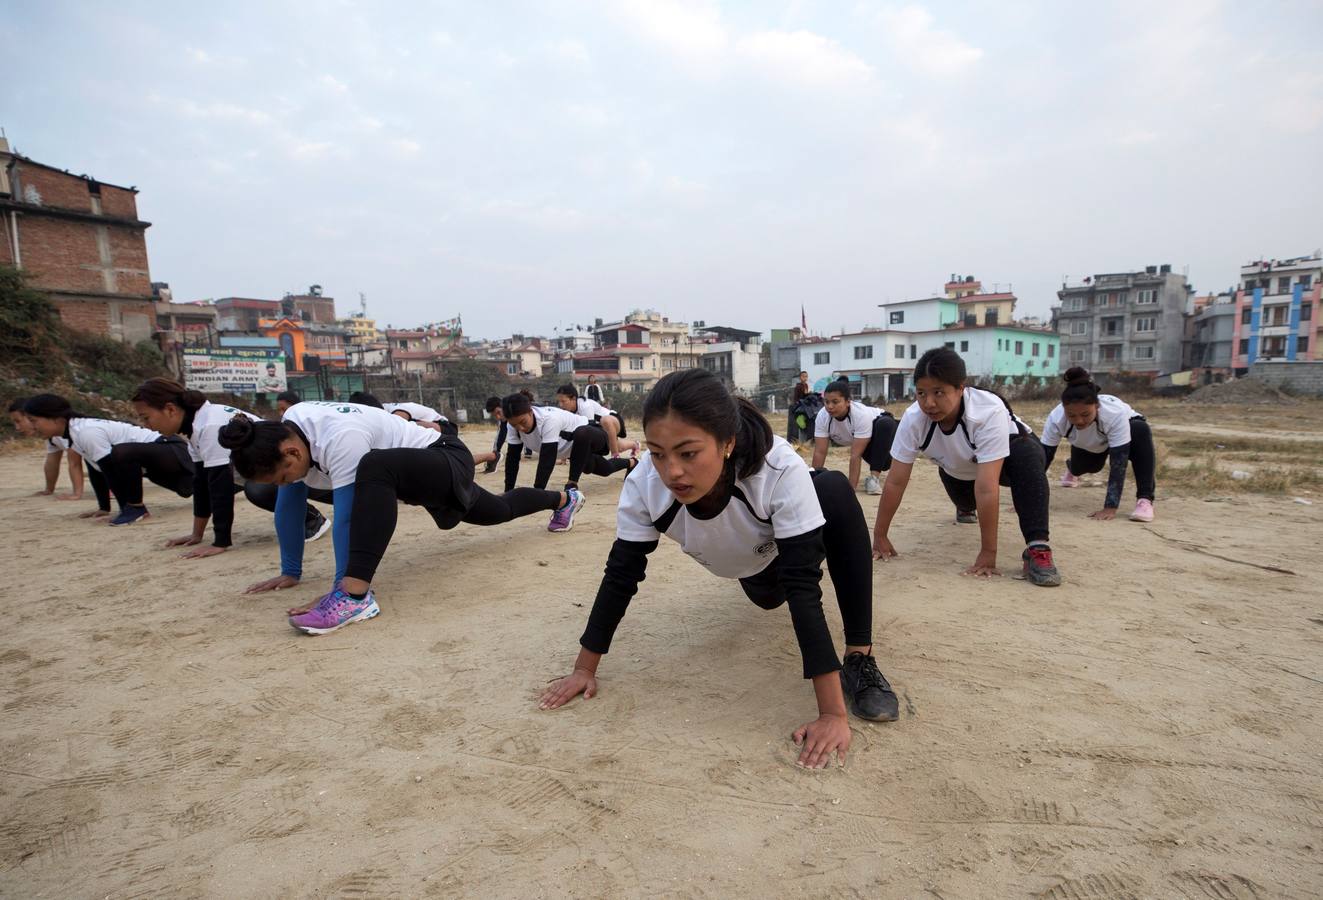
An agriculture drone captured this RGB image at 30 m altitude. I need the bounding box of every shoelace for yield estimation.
[314,590,348,614]
[851,655,892,692]
[1028,547,1054,566]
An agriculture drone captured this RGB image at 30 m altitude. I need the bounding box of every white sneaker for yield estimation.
[863,475,882,495]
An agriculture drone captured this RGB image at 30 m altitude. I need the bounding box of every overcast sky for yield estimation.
[6,0,1322,338]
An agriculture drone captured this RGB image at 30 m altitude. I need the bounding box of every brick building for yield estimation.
[0,138,157,342]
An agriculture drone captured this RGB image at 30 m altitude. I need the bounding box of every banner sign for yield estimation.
[183,349,288,393]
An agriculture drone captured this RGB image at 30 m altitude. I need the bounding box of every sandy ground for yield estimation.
[1,417,1321,899]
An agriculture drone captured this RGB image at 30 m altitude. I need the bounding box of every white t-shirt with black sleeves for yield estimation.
[1041,395,1139,454]
[384,402,447,423]
[889,387,1029,482]
[46,436,70,455]
[505,405,590,459]
[813,402,888,447]
[282,401,438,490]
[68,418,163,470]
[188,401,262,468]
[615,437,826,580]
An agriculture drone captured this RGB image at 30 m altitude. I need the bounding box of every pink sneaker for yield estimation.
[1129,499,1154,522]
[1060,471,1080,488]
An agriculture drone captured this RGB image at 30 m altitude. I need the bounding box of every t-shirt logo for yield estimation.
[755,540,776,556]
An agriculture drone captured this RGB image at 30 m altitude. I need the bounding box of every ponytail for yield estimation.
[643,368,772,479]
[217,415,295,479]
[1061,367,1100,406]
[501,392,533,419]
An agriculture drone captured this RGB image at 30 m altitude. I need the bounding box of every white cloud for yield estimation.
[287,141,333,160]
[430,31,455,49]
[549,38,591,70]
[615,0,728,63]
[319,74,350,94]
[735,30,875,89]
[389,138,422,157]
[167,97,273,126]
[565,103,611,128]
[867,4,983,77]
[481,199,591,232]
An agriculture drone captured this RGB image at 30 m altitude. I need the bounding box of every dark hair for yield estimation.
[132,377,207,413]
[217,415,296,479]
[501,393,532,419]
[276,390,301,405]
[349,391,383,408]
[518,389,536,402]
[913,348,966,387]
[8,398,27,413]
[555,384,578,399]
[823,378,851,400]
[643,369,772,479]
[1061,367,1100,406]
[23,393,79,421]
[484,396,502,414]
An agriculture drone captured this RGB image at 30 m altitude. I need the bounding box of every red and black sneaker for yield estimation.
[1022,544,1061,587]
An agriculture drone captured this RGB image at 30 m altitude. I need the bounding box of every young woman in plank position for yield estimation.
[131,378,330,557]
[553,384,640,458]
[810,378,897,495]
[9,398,84,499]
[23,393,193,526]
[871,348,1062,586]
[1040,368,1156,522]
[540,369,899,769]
[222,400,582,634]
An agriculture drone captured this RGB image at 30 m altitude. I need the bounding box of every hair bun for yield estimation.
[217,414,257,450]
[1063,366,1093,386]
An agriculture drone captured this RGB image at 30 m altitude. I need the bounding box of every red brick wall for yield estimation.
[56,298,112,333]
[99,184,139,220]
[15,164,95,213]
[18,216,106,293]
[106,228,152,294]
[0,213,14,265]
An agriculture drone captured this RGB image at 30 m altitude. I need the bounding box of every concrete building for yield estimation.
[215,297,280,332]
[1186,292,1237,382]
[1055,265,1191,376]
[259,317,349,372]
[384,325,470,377]
[1230,254,1320,370]
[0,138,156,342]
[693,325,762,393]
[338,313,381,344]
[798,296,1058,400]
[282,286,336,325]
[551,328,595,374]
[944,275,1016,327]
[767,327,808,381]
[576,310,698,393]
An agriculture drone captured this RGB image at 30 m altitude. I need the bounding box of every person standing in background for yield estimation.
[584,374,605,405]
[788,371,812,444]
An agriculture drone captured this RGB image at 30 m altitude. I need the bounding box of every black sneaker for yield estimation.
[1022,544,1061,587]
[482,458,498,474]
[305,509,331,543]
[840,652,899,722]
[956,509,978,524]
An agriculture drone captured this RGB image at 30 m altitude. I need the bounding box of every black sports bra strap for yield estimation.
[918,420,938,452]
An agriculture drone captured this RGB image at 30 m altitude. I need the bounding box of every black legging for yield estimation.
[344,444,564,583]
[87,463,112,512]
[737,469,873,649]
[98,439,195,507]
[1064,418,1156,504]
[862,413,898,473]
[511,424,632,491]
[938,435,1050,544]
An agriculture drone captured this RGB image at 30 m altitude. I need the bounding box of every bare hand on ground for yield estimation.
[792,714,850,768]
[181,545,227,559]
[539,669,598,709]
[1089,508,1117,520]
[963,550,1000,577]
[872,536,897,561]
[165,534,202,548]
[244,574,300,594]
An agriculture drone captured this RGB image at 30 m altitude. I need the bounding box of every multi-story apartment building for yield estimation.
[693,325,761,393]
[576,310,698,393]
[1230,254,1320,369]
[1055,265,1191,376]
[798,296,1058,400]
[1186,292,1237,382]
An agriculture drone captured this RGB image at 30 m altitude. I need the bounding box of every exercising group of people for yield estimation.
[8,348,1157,767]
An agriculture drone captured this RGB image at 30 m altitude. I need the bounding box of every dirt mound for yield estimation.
[1184,377,1298,405]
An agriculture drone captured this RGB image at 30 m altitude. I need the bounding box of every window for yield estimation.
[1300,274,1313,289]
[506,363,518,374]
[1297,336,1310,354]
[1101,317,1123,336]
[984,309,998,325]
[1132,345,1155,360]
[1278,277,1292,294]
[1100,345,1121,362]
[1070,320,1088,335]
[1302,303,1313,322]
[1069,349,1086,363]
[889,311,904,325]
[1239,338,1249,355]
[910,344,917,359]
[1032,342,1040,357]
[663,357,673,369]
[944,341,955,349]
[854,345,873,360]
[1136,289,1156,304]
[1048,344,1055,358]
[1014,340,1024,355]
[894,343,906,358]
[1114,293,1127,305]
[960,340,969,352]
[1065,297,1084,312]
[1097,293,1109,305]
[629,357,644,370]
[813,351,830,365]
[1134,316,1156,333]
[1241,308,1252,325]
[632,382,645,393]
